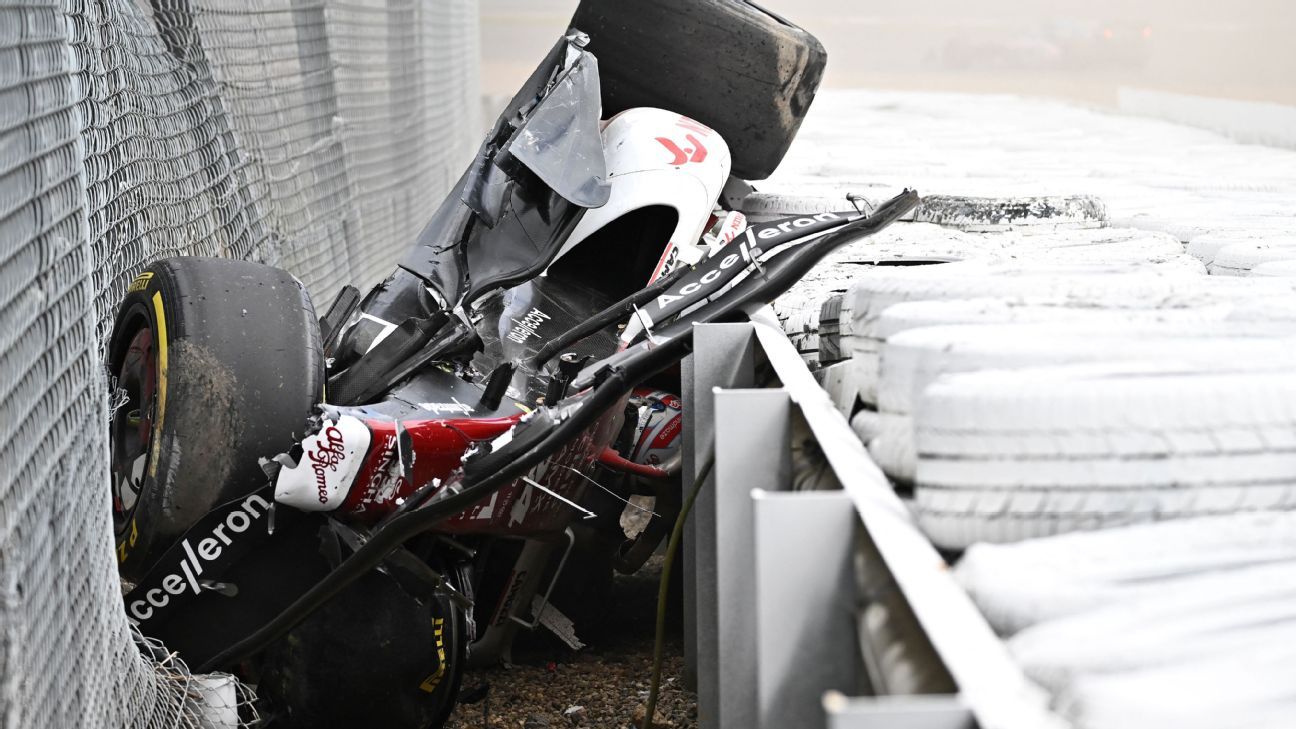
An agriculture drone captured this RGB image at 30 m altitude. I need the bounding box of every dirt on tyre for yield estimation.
[107,257,324,581]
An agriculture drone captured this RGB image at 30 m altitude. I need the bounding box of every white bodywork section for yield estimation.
[556,107,733,282]
[275,415,372,511]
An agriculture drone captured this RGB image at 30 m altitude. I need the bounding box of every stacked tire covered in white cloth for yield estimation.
[783,200,1296,552]
[914,362,1296,548]
[819,228,1296,728]
[764,193,1206,366]
[774,223,1003,363]
[752,94,1296,729]
[953,512,1296,729]
[1186,233,1296,274]
[870,320,1296,487]
[831,259,1209,407]
[846,266,1296,550]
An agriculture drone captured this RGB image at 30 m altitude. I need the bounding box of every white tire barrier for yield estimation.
[869,296,1238,344]
[1051,642,1296,729]
[1007,566,1296,693]
[1187,234,1257,266]
[849,408,883,444]
[1207,240,1296,276]
[835,262,1207,405]
[772,223,1003,365]
[954,511,1296,636]
[773,222,1195,369]
[1005,228,1182,263]
[869,322,1296,483]
[1250,259,1296,278]
[1188,233,1296,267]
[912,363,1296,550]
[952,513,1296,729]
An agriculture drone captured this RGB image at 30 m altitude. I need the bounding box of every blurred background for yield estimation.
[480,0,1296,107]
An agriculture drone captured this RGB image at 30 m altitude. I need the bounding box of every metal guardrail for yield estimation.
[680,310,1067,729]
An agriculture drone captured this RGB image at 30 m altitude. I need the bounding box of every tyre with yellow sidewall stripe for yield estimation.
[107,257,323,581]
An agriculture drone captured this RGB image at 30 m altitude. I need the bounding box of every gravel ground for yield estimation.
[445,556,697,729]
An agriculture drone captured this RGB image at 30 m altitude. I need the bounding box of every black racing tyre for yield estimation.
[257,564,469,729]
[107,257,323,581]
[573,0,826,180]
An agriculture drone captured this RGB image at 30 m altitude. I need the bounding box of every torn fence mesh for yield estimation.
[0,0,478,726]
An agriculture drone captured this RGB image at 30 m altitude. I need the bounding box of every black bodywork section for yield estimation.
[326,32,614,408]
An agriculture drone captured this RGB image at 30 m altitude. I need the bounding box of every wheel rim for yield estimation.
[110,318,157,536]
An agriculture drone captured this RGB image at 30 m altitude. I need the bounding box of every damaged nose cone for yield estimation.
[274,415,372,511]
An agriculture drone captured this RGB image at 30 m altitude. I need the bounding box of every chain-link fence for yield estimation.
[0,0,480,725]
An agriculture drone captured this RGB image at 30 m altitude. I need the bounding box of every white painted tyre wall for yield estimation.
[752,89,1296,729]
[869,322,1296,483]
[954,511,1296,635]
[773,223,1006,364]
[1250,259,1296,277]
[953,512,1296,729]
[836,261,1208,405]
[775,226,1206,368]
[912,363,1296,550]
[1206,240,1296,276]
[1188,233,1296,267]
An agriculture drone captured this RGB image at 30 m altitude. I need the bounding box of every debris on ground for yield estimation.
[632,703,672,728]
[445,557,696,729]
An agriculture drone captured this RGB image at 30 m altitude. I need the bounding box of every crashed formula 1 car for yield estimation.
[107,3,917,726]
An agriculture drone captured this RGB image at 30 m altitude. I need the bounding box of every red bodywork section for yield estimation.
[335,396,628,536]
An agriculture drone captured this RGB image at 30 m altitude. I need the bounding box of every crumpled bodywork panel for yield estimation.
[398,31,610,311]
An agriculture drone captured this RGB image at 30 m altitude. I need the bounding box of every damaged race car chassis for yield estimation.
[107,26,918,729]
